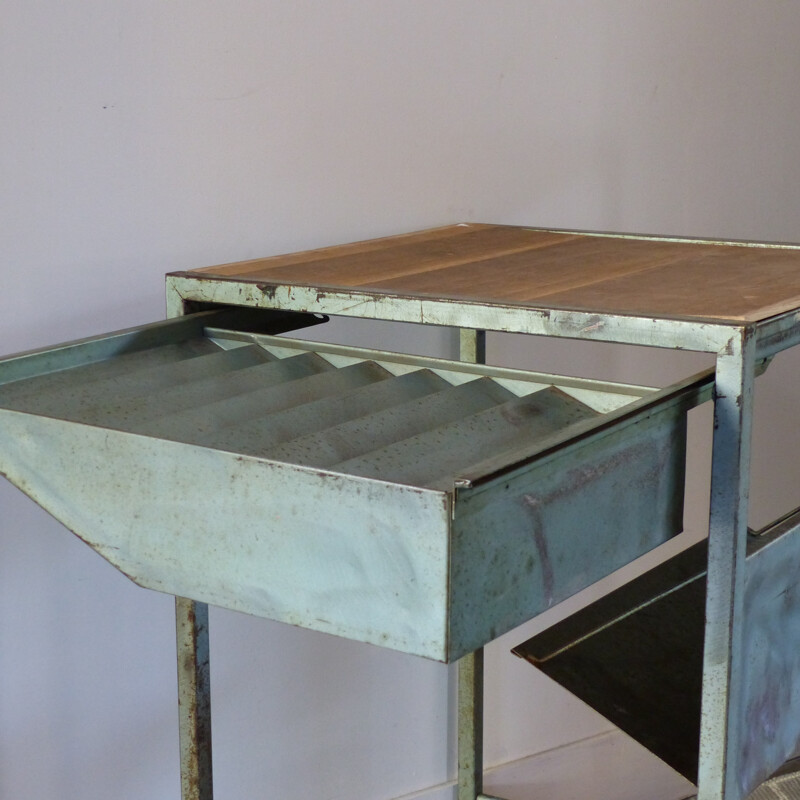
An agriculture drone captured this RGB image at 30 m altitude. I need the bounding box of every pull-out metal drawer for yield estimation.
[0,310,710,661]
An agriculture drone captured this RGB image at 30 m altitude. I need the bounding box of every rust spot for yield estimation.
[256,283,278,300]
[183,652,196,674]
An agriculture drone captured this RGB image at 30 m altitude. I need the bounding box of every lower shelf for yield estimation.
[513,506,800,798]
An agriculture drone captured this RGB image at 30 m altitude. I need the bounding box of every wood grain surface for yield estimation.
[177,223,800,324]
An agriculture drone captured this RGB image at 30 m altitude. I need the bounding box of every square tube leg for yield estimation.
[458,329,487,800]
[176,597,213,800]
[458,649,484,800]
[697,329,756,800]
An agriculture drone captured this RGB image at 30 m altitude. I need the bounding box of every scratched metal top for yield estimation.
[168,223,800,326]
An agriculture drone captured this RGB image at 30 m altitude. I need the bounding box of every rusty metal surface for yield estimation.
[176,598,213,800]
[166,271,736,353]
[458,648,484,800]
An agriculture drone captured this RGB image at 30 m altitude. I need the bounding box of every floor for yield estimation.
[482,730,694,800]
[397,728,695,800]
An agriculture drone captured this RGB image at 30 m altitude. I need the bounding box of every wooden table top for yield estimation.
[174,223,800,325]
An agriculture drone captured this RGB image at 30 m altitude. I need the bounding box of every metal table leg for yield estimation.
[458,328,487,800]
[698,328,756,800]
[176,597,213,800]
[458,649,484,800]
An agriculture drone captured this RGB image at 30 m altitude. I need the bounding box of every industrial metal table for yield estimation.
[4,222,800,799]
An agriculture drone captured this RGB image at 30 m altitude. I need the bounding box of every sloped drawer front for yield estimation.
[0,409,452,660]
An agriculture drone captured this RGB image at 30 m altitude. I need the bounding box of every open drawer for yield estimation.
[0,310,711,661]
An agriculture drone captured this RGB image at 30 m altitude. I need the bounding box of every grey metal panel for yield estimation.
[449,407,687,661]
[0,344,277,417]
[267,377,523,471]
[69,352,332,431]
[0,338,222,401]
[137,360,392,441]
[0,313,217,386]
[336,387,599,489]
[0,308,324,386]
[514,539,706,783]
[202,368,450,458]
[739,515,800,795]
[451,367,713,488]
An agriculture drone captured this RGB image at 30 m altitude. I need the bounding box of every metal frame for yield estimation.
[457,329,486,800]
[176,598,213,800]
[164,270,800,800]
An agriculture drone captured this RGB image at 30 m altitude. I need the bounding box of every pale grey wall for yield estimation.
[3,3,800,798]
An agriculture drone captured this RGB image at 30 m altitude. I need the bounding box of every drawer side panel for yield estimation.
[448,409,687,660]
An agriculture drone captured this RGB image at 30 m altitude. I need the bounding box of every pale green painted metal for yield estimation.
[699,329,757,800]
[162,245,800,799]
[0,317,703,662]
[449,398,690,656]
[176,597,212,800]
[457,646,484,800]
[0,408,452,659]
[165,273,735,352]
[457,327,488,800]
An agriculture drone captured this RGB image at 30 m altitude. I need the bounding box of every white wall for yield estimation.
[3,3,800,798]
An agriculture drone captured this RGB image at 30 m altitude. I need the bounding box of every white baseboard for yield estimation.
[394,729,695,800]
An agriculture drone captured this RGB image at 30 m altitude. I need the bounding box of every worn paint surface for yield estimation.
[740,519,800,795]
[176,598,212,800]
[0,318,701,661]
[166,273,735,353]
[699,331,756,800]
[0,408,452,659]
[449,407,687,660]
[456,327,487,800]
